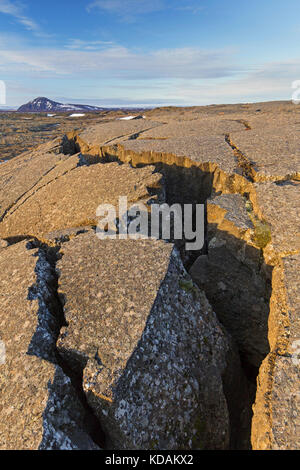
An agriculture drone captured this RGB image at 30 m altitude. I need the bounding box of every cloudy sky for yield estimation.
[0,0,300,107]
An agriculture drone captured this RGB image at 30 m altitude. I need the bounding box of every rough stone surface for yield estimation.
[131,116,245,139]
[56,232,243,450]
[0,239,8,249]
[0,145,69,221]
[0,101,299,450]
[251,181,300,257]
[79,119,162,146]
[121,135,237,175]
[230,126,300,182]
[207,193,253,233]
[252,255,300,450]
[0,161,162,239]
[0,241,100,450]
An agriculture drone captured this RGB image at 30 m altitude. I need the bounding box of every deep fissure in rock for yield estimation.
[126,160,271,448]
[58,134,273,449]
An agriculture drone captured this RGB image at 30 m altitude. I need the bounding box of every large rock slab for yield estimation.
[207,193,254,245]
[0,162,162,239]
[110,135,238,176]
[0,142,70,221]
[131,116,245,139]
[144,100,299,124]
[0,241,100,449]
[56,232,247,450]
[229,125,300,182]
[252,254,300,450]
[78,119,162,147]
[251,181,300,258]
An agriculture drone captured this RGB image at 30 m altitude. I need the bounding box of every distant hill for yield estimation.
[17,97,106,113]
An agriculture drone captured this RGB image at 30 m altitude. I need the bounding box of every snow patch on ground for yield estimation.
[117,115,145,121]
[117,116,137,121]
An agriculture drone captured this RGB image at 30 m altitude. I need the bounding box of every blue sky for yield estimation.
[0,0,300,107]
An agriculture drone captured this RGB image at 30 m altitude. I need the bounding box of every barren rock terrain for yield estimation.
[0,109,138,162]
[0,101,299,450]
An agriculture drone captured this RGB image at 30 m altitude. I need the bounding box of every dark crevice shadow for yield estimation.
[188,227,273,449]
[26,244,65,363]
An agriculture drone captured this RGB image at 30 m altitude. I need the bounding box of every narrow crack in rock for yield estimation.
[225,134,256,182]
[4,157,81,222]
[26,239,105,449]
[2,119,297,449]
[0,162,63,223]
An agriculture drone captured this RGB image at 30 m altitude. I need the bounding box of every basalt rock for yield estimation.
[0,241,101,450]
[251,254,300,450]
[0,156,162,240]
[56,233,247,450]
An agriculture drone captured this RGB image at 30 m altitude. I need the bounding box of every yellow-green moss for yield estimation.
[252,220,272,249]
[179,278,199,299]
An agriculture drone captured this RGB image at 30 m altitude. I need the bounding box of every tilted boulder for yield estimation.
[56,232,247,449]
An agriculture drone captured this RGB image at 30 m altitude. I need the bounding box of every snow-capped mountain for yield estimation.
[17,97,105,113]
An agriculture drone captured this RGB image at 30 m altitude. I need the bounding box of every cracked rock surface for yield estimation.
[79,119,162,146]
[252,254,300,450]
[0,160,162,239]
[56,233,245,449]
[0,100,299,450]
[0,241,100,449]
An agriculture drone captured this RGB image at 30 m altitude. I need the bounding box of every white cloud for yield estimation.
[87,0,165,16]
[0,32,299,106]
[0,42,237,80]
[0,0,40,32]
[0,0,19,15]
[65,39,115,50]
[87,0,205,21]
[167,60,300,104]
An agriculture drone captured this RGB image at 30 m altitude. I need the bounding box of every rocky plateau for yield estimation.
[0,100,299,450]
